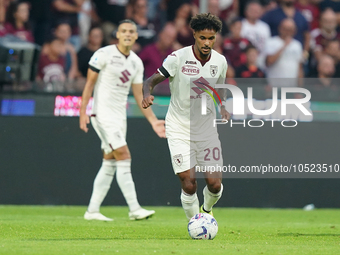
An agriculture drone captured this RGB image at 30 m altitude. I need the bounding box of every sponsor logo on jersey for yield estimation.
[185,60,197,65]
[173,154,183,166]
[210,65,218,77]
[116,84,128,88]
[181,65,200,76]
[120,69,131,83]
[110,60,124,66]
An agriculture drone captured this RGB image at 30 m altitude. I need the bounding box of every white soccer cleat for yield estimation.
[128,208,155,220]
[84,211,113,221]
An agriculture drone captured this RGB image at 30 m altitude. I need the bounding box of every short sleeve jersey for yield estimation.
[158,46,228,141]
[89,45,144,122]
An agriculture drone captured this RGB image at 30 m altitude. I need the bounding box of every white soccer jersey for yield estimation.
[158,46,228,141]
[88,45,144,123]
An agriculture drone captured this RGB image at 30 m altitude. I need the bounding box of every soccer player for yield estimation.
[142,13,230,220]
[80,19,165,221]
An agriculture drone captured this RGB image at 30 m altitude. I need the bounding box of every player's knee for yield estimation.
[182,179,197,194]
[114,151,130,160]
[207,180,221,194]
[112,146,131,160]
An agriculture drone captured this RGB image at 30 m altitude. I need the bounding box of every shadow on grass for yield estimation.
[278,233,340,237]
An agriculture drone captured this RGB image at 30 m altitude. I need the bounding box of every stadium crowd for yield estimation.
[1,0,340,94]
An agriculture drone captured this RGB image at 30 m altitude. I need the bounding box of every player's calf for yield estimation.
[202,183,224,214]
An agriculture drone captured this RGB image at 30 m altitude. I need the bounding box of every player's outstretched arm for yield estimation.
[79,68,99,133]
[142,73,167,109]
[132,83,166,138]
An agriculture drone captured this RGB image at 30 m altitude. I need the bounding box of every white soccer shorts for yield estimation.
[91,115,127,154]
[167,136,223,174]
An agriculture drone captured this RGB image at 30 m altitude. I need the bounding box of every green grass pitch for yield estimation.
[0,206,339,255]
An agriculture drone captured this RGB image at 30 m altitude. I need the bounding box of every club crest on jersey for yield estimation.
[181,65,200,76]
[173,154,183,166]
[210,65,218,77]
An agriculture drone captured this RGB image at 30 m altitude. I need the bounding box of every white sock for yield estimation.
[180,190,199,220]
[203,184,223,212]
[116,159,141,212]
[88,159,116,213]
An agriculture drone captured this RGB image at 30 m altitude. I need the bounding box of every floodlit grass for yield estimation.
[0,206,339,254]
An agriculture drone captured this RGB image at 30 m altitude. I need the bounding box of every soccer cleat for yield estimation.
[200,205,213,216]
[84,211,113,221]
[128,208,155,220]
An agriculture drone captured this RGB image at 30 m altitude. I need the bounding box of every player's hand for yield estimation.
[220,107,231,121]
[142,95,154,109]
[80,113,90,133]
[151,119,166,138]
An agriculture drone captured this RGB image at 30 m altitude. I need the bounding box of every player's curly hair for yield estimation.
[189,13,222,33]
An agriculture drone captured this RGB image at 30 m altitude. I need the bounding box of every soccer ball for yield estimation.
[187,213,218,240]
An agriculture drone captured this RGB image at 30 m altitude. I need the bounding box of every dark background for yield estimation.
[0,117,339,208]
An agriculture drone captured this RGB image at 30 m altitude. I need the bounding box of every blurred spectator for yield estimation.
[261,0,310,54]
[223,17,252,69]
[239,0,275,16]
[193,0,239,22]
[77,26,103,78]
[4,1,34,42]
[213,33,224,54]
[310,9,340,62]
[235,45,265,78]
[208,0,229,36]
[316,54,335,78]
[37,36,66,85]
[27,0,52,45]
[323,39,340,77]
[307,55,340,101]
[264,19,303,86]
[145,0,161,21]
[78,0,92,46]
[295,0,320,30]
[0,0,6,36]
[319,0,340,25]
[219,0,239,22]
[241,1,271,68]
[128,0,157,53]
[92,0,127,45]
[174,3,195,47]
[52,0,83,51]
[53,22,79,80]
[263,0,278,12]
[138,23,177,95]
[162,0,191,21]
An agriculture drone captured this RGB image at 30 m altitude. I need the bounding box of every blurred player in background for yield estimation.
[142,13,230,220]
[80,19,165,221]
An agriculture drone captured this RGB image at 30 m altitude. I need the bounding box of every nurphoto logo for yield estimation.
[200,84,312,128]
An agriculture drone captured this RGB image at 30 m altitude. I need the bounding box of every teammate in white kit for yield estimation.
[80,20,165,221]
[142,13,230,220]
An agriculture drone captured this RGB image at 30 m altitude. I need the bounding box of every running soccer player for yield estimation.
[80,19,165,221]
[142,13,230,220]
